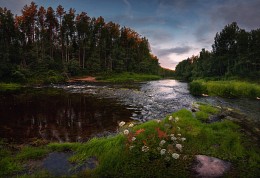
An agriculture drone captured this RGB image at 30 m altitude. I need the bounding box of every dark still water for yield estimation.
[0,88,132,143]
[0,80,259,143]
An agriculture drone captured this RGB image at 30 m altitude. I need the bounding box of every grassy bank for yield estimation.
[189,80,260,98]
[0,83,22,92]
[97,72,161,83]
[1,104,259,177]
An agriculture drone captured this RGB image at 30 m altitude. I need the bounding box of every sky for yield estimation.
[0,0,259,69]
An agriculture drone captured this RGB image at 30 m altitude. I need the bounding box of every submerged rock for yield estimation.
[192,155,231,178]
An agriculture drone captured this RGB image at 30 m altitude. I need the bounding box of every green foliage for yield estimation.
[190,80,260,98]
[189,80,207,96]
[0,83,22,91]
[98,72,161,83]
[48,142,81,152]
[198,103,220,114]
[0,4,161,83]
[16,146,50,160]
[195,111,209,122]
[67,60,81,76]
[0,141,22,176]
[175,23,260,81]
[17,171,51,178]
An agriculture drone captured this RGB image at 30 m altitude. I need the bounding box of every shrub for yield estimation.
[189,81,207,96]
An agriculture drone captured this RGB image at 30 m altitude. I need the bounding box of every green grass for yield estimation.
[1,104,259,177]
[0,141,22,176]
[47,106,259,177]
[16,146,50,160]
[195,103,221,122]
[0,83,22,91]
[189,80,260,98]
[97,72,161,83]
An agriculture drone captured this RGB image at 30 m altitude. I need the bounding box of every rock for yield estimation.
[207,114,226,123]
[192,155,231,178]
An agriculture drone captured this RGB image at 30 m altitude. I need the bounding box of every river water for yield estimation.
[0,80,259,143]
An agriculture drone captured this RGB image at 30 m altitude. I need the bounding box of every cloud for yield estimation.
[0,0,32,15]
[155,46,193,57]
[211,0,260,30]
[140,29,173,44]
[158,0,199,8]
[123,0,131,8]
[122,0,133,19]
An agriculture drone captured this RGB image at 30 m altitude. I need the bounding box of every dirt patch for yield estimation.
[67,76,97,82]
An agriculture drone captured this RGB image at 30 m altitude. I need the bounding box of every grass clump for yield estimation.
[189,80,207,96]
[48,142,81,152]
[16,146,50,160]
[0,83,22,92]
[190,80,260,98]
[0,141,22,176]
[194,103,221,122]
[97,72,161,83]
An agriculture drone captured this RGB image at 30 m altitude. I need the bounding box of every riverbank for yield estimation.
[67,73,161,83]
[1,103,259,177]
[189,80,260,99]
[96,72,161,83]
[0,73,162,91]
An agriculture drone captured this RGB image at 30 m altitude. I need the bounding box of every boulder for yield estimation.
[192,155,231,178]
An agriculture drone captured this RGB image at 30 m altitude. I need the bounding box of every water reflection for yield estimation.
[1,80,259,143]
[0,89,132,143]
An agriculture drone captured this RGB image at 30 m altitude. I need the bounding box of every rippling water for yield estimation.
[0,80,259,143]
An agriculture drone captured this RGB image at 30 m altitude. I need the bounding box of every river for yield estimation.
[0,79,259,143]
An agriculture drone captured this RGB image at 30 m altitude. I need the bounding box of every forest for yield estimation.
[175,22,260,81]
[0,2,166,83]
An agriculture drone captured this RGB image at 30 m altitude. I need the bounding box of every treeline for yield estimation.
[175,22,260,81]
[0,2,160,83]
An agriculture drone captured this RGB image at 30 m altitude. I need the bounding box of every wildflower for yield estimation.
[124,129,129,135]
[156,128,168,138]
[160,149,167,155]
[175,117,179,122]
[177,134,181,136]
[170,134,175,137]
[171,136,177,141]
[159,140,166,146]
[142,145,149,152]
[119,121,126,127]
[176,144,182,151]
[129,146,135,150]
[181,137,186,142]
[165,156,171,161]
[172,153,180,159]
[135,129,145,135]
[157,147,162,151]
[168,116,173,121]
[155,119,161,123]
[129,123,134,127]
[131,137,136,141]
